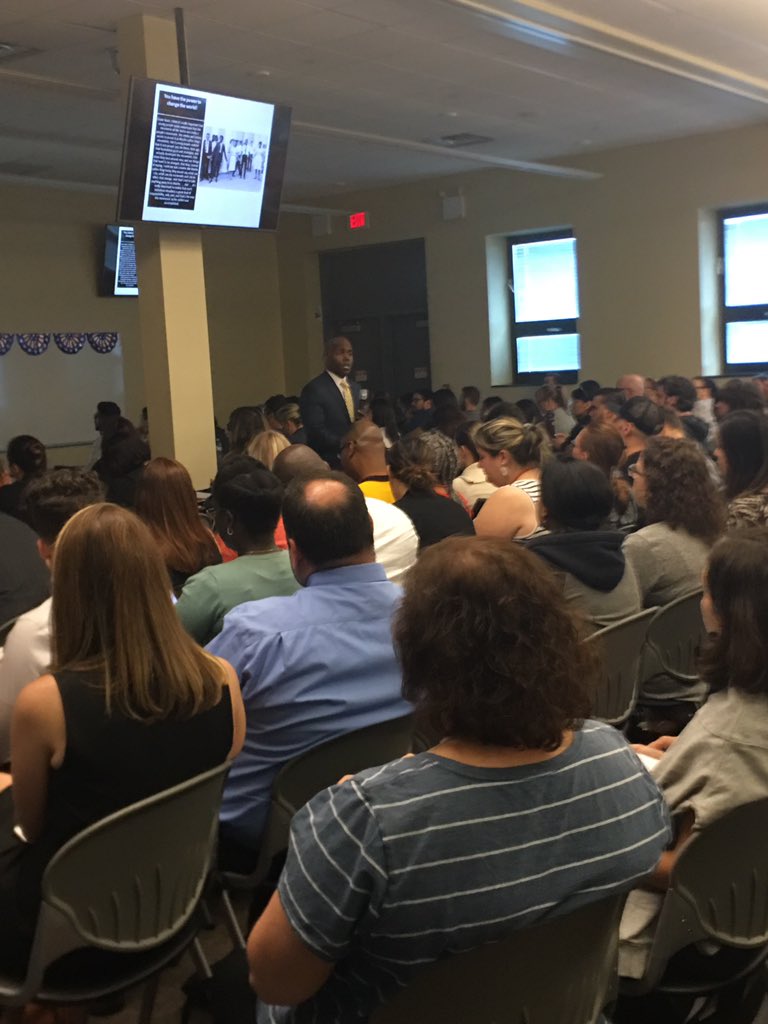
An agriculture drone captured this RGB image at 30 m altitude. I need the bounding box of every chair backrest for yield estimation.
[586,608,657,725]
[238,714,413,887]
[638,797,768,991]
[21,762,229,997]
[370,893,626,1024]
[645,589,705,683]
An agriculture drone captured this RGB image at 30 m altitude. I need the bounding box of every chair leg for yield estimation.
[221,890,247,951]
[138,974,160,1024]
[189,938,213,981]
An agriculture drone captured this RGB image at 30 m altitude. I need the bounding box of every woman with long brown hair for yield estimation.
[135,457,221,594]
[0,503,244,970]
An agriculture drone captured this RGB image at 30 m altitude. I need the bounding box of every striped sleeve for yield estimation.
[277,780,388,962]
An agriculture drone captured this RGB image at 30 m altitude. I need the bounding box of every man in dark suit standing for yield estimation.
[300,336,360,467]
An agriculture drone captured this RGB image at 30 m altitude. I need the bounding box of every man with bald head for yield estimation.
[616,374,645,400]
[341,420,395,502]
[300,336,361,467]
[271,443,327,487]
[208,472,409,870]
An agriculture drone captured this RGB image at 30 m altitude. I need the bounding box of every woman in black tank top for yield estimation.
[0,503,245,970]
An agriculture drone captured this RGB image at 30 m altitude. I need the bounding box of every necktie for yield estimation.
[341,378,355,421]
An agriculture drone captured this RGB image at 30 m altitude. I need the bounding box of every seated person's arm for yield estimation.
[248,891,334,1006]
[176,572,217,645]
[216,657,246,761]
[247,779,387,1008]
[473,485,538,539]
[646,810,695,892]
[11,675,64,842]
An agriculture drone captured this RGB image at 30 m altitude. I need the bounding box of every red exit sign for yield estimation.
[349,211,369,230]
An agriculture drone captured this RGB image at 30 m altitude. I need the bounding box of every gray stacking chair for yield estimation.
[585,607,657,726]
[622,797,768,1001]
[370,893,626,1024]
[0,762,230,1023]
[644,589,706,688]
[219,713,414,946]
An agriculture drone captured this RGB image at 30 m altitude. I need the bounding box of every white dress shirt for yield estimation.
[0,596,51,764]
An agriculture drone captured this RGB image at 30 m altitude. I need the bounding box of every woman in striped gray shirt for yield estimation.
[247,537,671,1023]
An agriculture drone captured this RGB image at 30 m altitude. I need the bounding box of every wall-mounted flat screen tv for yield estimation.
[116,78,291,231]
[100,224,139,296]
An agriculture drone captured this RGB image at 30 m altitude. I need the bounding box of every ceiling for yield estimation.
[0,0,767,201]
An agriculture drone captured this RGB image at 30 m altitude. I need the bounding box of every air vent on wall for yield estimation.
[431,132,495,148]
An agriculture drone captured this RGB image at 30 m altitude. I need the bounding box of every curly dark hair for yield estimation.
[700,530,768,696]
[642,436,725,544]
[394,537,595,749]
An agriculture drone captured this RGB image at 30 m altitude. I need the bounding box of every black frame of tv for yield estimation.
[116,77,291,231]
[99,223,139,297]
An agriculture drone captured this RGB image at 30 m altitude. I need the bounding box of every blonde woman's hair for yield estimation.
[473,416,548,468]
[51,503,225,720]
[247,429,291,470]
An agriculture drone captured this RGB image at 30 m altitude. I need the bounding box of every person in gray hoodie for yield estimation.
[527,457,641,636]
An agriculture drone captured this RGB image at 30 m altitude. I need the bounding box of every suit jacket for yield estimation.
[300,372,361,466]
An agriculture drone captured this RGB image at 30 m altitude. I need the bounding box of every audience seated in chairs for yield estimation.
[0,435,47,524]
[573,421,638,533]
[246,536,670,1022]
[227,406,268,456]
[135,457,222,596]
[715,409,768,529]
[176,465,298,646]
[623,437,725,703]
[0,503,244,973]
[0,511,50,653]
[473,417,547,540]
[388,436,474,550]
[207,472,411,873]
[616,397,664,481]
[0,469,104,765]
[341,420,396,503]
[246,429,291,471]
[93,417,149,508]
[451,423,497,513]
[527,457,641,636]
[618,530,768,990]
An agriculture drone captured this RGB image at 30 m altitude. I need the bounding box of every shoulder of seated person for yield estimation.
[15,674,59,714]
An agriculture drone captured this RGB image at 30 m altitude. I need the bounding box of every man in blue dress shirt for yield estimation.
[208,471,410,871]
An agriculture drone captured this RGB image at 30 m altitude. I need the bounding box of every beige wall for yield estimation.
[276,120,768,401]
[3,117,768,460]
[0,182,287,459]
[203,228,285,423]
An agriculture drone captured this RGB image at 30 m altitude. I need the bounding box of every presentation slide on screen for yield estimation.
[114,226,138,296]
[141,84,275,228]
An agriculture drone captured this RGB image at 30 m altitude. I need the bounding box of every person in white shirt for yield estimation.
[452,423,497,514]
[364,497,418,584]
[0,468,103,764]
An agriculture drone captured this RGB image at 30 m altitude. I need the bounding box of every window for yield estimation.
[719,205,768,374]
[508,229,580,385]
